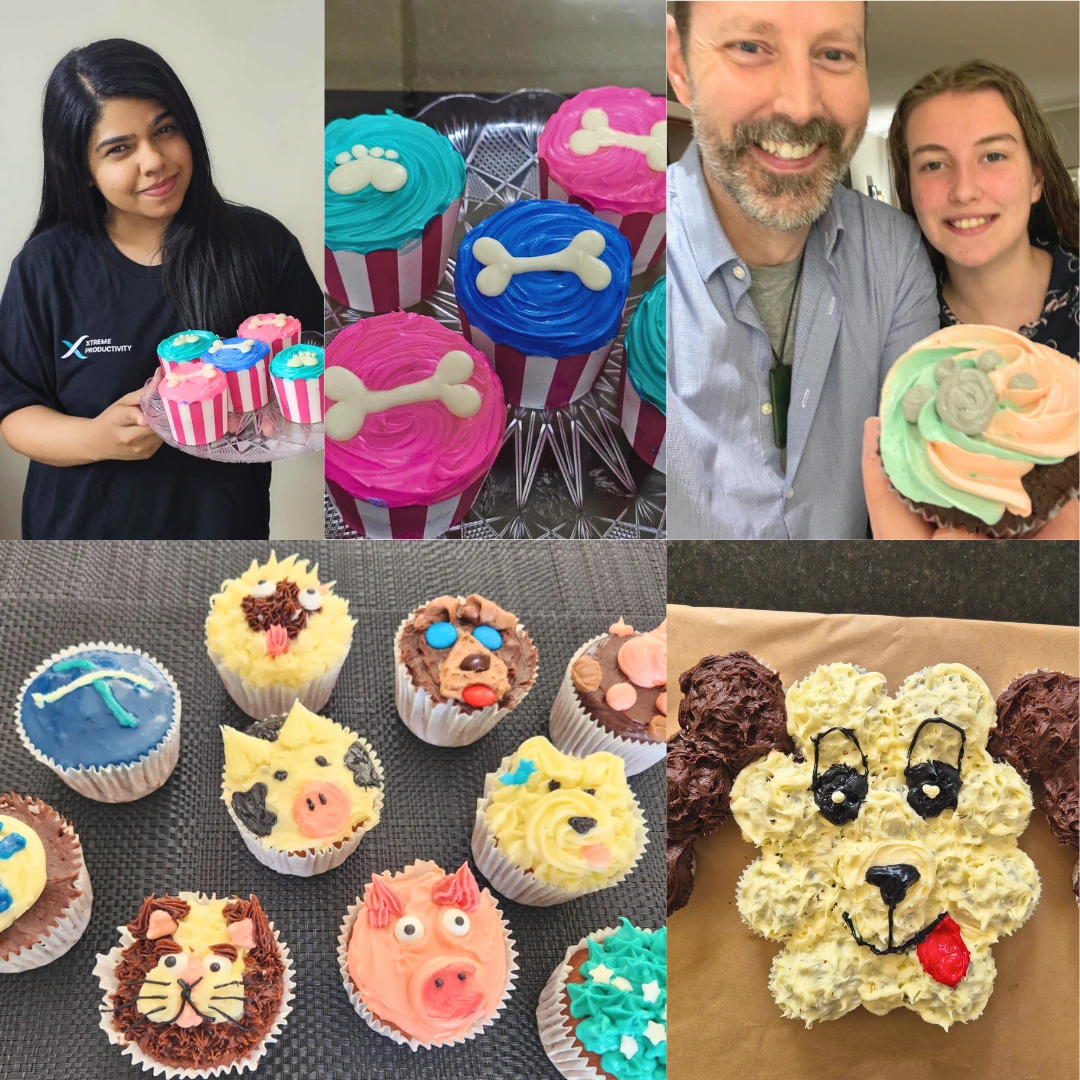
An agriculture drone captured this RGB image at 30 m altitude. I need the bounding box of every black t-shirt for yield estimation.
[0,206,322,539]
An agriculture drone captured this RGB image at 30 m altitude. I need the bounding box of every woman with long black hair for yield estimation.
[0,38,321,538]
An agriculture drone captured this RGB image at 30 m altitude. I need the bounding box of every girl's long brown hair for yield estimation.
[888,59,1078,273]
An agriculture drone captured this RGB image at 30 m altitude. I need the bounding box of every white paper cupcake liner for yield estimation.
[392,610,538,747]
[471,754,648,906]
[0,851,93,973]
[221,733,385,877]
[206,643,349,721]
[537,925,660,1080]
[548,635,667,776]
[336,879,518,1050]
[14,643,182,803]
[94,897,294,1078]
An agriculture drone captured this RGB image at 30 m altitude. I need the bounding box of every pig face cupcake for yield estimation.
[338,860,518,1050]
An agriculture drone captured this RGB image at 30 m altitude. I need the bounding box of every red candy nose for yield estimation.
[292,781,351,838]
[462,684,497,708]
[420,965,486,1021]
[916,914,970,987]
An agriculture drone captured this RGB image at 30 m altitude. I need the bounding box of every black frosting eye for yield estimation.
[274,770,288,781]
[811,727,869,825]
[548,780,561,791]
[584,788,596,796]
[315,756,328,767]
[163,955,178,968]
[905,717,965,818]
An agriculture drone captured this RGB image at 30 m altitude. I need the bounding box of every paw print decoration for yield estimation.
[328,144,407,196]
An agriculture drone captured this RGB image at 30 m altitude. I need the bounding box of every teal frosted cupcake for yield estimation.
[324,111,466,313]
[156,329,216,375]
[619,276,666,473]
[271,344,324,425]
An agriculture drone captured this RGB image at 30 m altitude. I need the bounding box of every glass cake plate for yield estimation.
[140,332,325,463]
[324,89,666,539]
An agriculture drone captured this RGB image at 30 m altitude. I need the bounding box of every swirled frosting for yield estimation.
[880,325,1079,524]
[624,276,666,413]
[455,200,632,357]
[324,312,504,507]
[200,337,271,373]
[238,313,301,344]
[538,86,666,216]
[157,330,217,364]
[325,112,465,254]
[270,345,324,381]
[157,361,228,404]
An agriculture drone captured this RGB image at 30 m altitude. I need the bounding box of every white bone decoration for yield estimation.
[286,350,321,368]
[472,230,611,297]
[209,338,255,354]
[247,313,288,328]
[324,350,482,441]
[164,363,219,388]
[171,333,201,346]
[328,144,407,195]
[569,108,666,172]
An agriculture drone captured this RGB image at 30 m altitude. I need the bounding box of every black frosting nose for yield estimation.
[569,816,596,835]
[865,863,920,907]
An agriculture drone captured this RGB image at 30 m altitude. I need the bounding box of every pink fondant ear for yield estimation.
[226,918,255,949]
[366,874,405,927]
[431,862,482,912]
[146,909,179,940]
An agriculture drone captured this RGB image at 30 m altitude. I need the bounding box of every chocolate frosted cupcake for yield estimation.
[0,793,92,973]
[549,617,668,775]
[394,594,538,746]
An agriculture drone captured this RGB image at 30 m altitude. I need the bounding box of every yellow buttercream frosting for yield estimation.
[484,735,642,892]
[221,700,383,853]
[205,552,355,688]
[0,815,46,934]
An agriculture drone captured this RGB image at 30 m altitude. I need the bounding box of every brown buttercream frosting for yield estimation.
[574,630,665,744]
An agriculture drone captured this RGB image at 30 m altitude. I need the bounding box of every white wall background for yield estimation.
[0,0,324,539]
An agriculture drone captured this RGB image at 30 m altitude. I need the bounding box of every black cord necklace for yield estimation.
[767,249,805,451]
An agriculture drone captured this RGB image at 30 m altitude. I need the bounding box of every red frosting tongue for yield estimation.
[916,914,970,987]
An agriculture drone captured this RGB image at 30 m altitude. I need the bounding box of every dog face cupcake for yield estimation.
[237,313,301,357]
[394,593,538,746]
[203,336,273,413]
[338,860,518,1049]
[472,735,648,905]
[205,552,356,719]
[95,892,293,1076]
[221,700,384,876]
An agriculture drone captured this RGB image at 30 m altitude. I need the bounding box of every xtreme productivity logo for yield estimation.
[60,335,133,359]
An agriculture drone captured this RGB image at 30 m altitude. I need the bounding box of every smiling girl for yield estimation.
[0,39,321,538]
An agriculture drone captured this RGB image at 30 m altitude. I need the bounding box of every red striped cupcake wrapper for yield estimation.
[616,360,667,473]
[224,357,272,413]
[457,305,613,409]
[272,373,324,425]
[162,394,227,446]
[540,159,665,276]
[326,471,487,539]
[250,332,298,358]
[324,197,461,313]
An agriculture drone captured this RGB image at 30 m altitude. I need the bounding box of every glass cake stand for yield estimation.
[323,89,666,539]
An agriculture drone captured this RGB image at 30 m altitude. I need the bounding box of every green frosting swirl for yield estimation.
[567,920,666,1080]
[624,276,666,414]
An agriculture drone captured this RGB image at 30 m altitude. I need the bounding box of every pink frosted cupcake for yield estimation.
[238,312,302,358]
[157,361,228,446]
[539,86,666,275]
[325,312,505,538]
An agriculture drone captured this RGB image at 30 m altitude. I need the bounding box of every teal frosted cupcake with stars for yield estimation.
[15,643,181,803]
[538,919,666,1080]
[324,111,466,313]
[619,275,666,473]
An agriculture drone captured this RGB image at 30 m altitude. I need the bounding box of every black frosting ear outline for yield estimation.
[231,782,276,836]
[344,741,380,788]
[905,716,965,818]
[812,727,870,825]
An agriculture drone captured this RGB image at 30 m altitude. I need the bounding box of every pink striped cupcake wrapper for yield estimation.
[324,197,461,313]
[162,394,227,446]
[617,359,667,473]
[252,332,298,358]
[326,471,487,539]
[457,305,613,409]
[540,159,665,276]
[272,373,324,425]
[223,356,271,413]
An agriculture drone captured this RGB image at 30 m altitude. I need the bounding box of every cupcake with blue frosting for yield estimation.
[15,643,181,802]
[455,200,633,408]
[271,344,324,426]
[156,329,216,375]
[619,275,666,472]
[325,111,466,313]
[202,336,272,413]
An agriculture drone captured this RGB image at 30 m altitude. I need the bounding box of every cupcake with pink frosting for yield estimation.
[238,312,301,357]
[157,361,229,446]
[324,312,505,538]
[539,86,666,275]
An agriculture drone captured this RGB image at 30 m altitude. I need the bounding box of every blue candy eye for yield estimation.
[473,625,502,651]
[425,622,458,649]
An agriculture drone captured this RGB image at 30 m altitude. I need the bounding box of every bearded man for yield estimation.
[666,1,940,538]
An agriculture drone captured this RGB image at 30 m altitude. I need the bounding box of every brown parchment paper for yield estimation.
[667,605,1080,1080]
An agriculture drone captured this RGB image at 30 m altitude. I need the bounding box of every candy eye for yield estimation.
[548,780,561,792]
[394,915,425,943]
[205,956,225,974]
[425,622,458,649]
[472,625,502,651]
[299,587,322,611]
[441,908,471,936]
[250,579,276,598]
[163,955,178,968]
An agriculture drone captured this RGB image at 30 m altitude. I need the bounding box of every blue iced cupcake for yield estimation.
[203,336,273,413]
[15,643,181,802]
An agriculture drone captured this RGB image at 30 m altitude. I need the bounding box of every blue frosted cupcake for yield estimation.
[203,336,273,413]
[156,329,216,375]
[270,344,324,425]
[15,643,181,802]
[619,275,667,472]
[325,111,466,313]
[455,200,632,408]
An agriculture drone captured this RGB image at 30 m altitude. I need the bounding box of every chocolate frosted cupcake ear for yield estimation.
[667,652,791,914]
